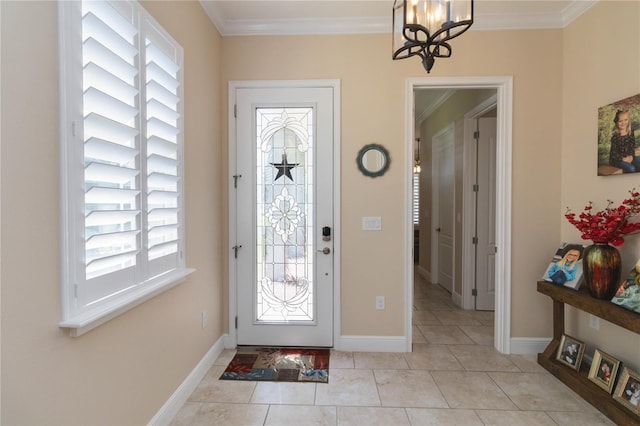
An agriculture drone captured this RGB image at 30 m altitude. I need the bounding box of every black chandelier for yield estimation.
[392,0,473,73]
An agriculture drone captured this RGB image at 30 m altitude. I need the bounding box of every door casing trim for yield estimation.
[406,76,513,354]
[227,79,341,348]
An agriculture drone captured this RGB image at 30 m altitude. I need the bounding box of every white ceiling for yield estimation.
[199,0,597,36]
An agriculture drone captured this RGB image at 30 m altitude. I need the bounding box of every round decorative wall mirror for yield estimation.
[356,144,390,178]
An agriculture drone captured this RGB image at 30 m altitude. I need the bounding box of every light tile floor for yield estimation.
[170,274,615,425]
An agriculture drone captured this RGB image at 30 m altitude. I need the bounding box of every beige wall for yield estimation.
[1,1,224,424]
[222,29,565,338]
[560,1,640,368]
[222,34,413,335]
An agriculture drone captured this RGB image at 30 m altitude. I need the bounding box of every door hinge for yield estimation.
[472,288,478,296]
[74,284,78,298]
[235,316,238,329]
[472,236,478,244]
[234,104,237,118]
[472,184,479,192]
[474,130,480,139]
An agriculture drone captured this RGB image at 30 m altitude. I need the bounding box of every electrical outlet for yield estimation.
[589,314,599,330]
[202,311,208,329]
[376,296,385,310]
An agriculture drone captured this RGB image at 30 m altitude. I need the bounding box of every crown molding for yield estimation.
[199,1,226,35]
[472,0,597,31]
[561,0,598,27]
[222,16,388,36]
[416,89,455,124]
[200,1,598,37]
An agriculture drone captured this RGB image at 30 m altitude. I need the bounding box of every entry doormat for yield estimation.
[219,347,329,383]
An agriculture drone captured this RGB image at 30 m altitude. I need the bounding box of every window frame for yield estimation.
[58,0,194,336]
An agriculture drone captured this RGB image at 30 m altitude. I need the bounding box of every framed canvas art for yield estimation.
[597,93,640,176]
[611,257,640,314]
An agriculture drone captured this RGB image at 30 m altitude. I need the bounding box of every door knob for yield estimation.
[317,247,331,255]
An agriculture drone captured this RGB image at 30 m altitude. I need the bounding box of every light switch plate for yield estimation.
[362,216,382,231]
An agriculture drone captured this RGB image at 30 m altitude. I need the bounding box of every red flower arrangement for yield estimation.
[565,189,640,247]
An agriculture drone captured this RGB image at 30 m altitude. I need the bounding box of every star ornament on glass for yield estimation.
[271,153,299,182]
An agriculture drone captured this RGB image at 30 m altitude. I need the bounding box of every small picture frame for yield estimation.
[588,349,621,393]
[555,334,585,370]
[542,243,585,290]
[613,367,640,415]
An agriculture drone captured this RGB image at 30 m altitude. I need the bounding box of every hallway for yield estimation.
[169,274,613,425]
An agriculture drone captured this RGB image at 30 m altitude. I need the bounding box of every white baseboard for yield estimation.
[451,291,462,308]
[149,334,227,425]
[336,334,550,354]
[508,337,594,366]
[509,337,551,355]
[416,265,430,282]
[336,335,408,352]
[335,336,552,355]
[223,332,236,349]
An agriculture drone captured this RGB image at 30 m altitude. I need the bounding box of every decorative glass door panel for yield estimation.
[234,84,335,347]
[256,107,315,323]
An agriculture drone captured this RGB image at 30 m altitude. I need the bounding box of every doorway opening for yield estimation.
[406,77,513,354]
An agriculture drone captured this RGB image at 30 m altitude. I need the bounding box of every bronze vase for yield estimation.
[582,243,622,300]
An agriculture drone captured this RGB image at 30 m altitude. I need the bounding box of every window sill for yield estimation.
[59,268,196,337]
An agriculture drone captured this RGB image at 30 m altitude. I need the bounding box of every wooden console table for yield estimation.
[537,280,640,424]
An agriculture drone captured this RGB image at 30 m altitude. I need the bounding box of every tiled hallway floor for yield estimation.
[170,273,614,425]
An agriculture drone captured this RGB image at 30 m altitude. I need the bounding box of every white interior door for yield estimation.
[432,125,455,293]
[475,117,497,310]
[233,84,335,347]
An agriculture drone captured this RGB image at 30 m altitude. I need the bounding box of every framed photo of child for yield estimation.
[542,243,585,290]
[611,257,640,314]
[588,349,621,394]
[597,93,640,176]
[555,334,585,371]
[613,367,640,415]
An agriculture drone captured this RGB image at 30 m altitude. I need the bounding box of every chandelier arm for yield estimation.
[427,41,452,59]
[430,20,474,43]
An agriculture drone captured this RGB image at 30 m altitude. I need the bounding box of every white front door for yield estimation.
[231,83,336,347]
[432,124,455,294]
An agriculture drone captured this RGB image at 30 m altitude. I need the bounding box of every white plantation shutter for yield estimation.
[82,1,140,305]
[144,24,182,276]
[59,0,188,330]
